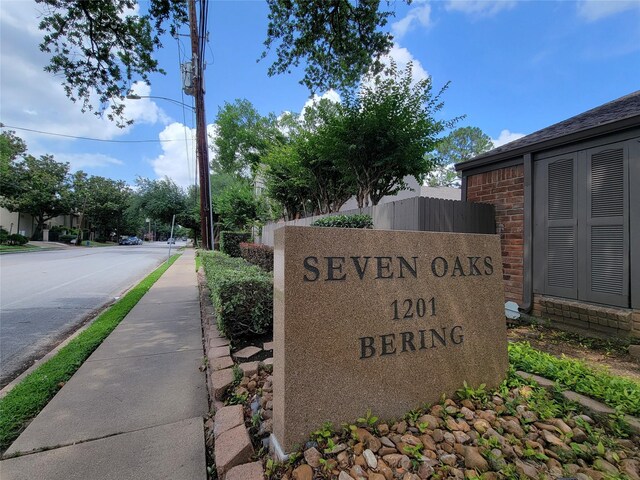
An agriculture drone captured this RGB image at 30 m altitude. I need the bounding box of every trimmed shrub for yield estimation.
[202,251,272,342]
[0,228,8,244]
[7,234,28,246]
[220,231,251,257]
[59,234,77,244]
[239,242,274,272]
[311,214,373,229]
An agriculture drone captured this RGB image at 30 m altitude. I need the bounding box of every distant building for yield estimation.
[0,207,77,239]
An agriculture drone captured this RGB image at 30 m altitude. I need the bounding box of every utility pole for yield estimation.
[188,0,213,250]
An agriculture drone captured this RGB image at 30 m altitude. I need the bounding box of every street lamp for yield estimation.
[126,94,195,111]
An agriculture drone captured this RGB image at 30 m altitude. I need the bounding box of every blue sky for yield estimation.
[1,0,638,189]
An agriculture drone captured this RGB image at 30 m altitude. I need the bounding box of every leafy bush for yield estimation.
[240,242,274,272]
[7,234,28,246]
[220,231,251,257]
[311,214,373,229]
[509,341,640,415]
[59,234,77,244]
[0,228,8,244]
[202,251,272,342]
[95,236,108,243]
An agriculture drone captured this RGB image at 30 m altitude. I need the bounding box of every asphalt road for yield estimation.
[0,241,184,388]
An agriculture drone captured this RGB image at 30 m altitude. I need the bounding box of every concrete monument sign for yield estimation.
[272,226,507,452]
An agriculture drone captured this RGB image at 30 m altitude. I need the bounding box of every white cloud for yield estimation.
[445,0,516,18]
[391,2,432,39]
[576,0,640,21]
[385,44,430,83]
[150,122,218,188]
[302,89,341,112]
[55,153,124,170]
[300,89,341,120]
[491,129,526,148]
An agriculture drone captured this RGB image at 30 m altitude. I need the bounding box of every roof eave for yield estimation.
[455,114,640,173]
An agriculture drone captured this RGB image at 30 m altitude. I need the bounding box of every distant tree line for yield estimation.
[0,130,195,242]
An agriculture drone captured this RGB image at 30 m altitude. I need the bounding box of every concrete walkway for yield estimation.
[0,250,208,480]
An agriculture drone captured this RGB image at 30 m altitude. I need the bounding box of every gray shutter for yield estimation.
[583,144,629,307]
[545,155,578,298]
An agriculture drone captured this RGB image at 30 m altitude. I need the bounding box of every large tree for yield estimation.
[133,176,187,225]
[325,61,456,207]
[37,1,405,124]
[213,178,266,231]
[212,99,284,177]
[0,131,27,199]
[426,127,494,187]
[0,153,73,239]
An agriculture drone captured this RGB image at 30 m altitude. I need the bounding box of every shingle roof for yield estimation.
[464,90,640,165]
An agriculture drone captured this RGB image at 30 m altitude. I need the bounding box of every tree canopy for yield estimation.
[36,1,409,123]
[426,127,494,187]
[212,99,285,177]
[0,151,73,239]
[262,0,406,92]
[36,0,187,126]
[326,61,456,207]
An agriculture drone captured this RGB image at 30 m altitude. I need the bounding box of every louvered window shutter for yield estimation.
[544,156,578,298]
[583,145,629,307]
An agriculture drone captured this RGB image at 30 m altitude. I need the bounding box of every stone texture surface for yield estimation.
[234,346,262,359]
[263,341,274,351]
[210,355,234,371]
[515,371,555,391]
[629,344,640,359]
[214,405,244,439]
[208,345,231,359]
[208,337,230,349]
[225,461,264,480]
[273,226,507,451]
[562,391,616,416]
[211,368,235,400]
[239,361,260,376]
[262,357,274,366]
[215,424,254,478]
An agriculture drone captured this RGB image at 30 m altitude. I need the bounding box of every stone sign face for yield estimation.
[273,226,507,451]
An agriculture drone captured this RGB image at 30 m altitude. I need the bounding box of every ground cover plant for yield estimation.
[509,341,640,416]
[229,364,640,480]
[201,251,272,342]
[0,254,180,452]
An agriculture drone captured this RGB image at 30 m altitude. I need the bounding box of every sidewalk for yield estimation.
[0,250,208,480]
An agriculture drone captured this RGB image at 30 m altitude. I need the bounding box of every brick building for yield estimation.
[457,91,640,339]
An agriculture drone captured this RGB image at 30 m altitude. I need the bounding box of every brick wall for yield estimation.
[466,165,524,304]
[532,294,639,339]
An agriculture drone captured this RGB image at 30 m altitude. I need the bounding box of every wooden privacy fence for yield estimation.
[258,197,496,247]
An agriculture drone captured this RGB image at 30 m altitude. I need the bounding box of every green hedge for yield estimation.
[509,341,640,415]
[202,251,272,342]
[311,214,373,229]
[220,231,251,257]
[239,242,273,272]
[6,234,28,246]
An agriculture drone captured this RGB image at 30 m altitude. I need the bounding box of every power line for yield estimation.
[1,124,186,143]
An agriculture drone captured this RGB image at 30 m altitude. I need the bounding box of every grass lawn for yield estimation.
[0,244,41,253]
[0,253,180,452]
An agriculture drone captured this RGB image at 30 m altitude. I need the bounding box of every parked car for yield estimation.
[167,237,175,244]
[119,236,142,245]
